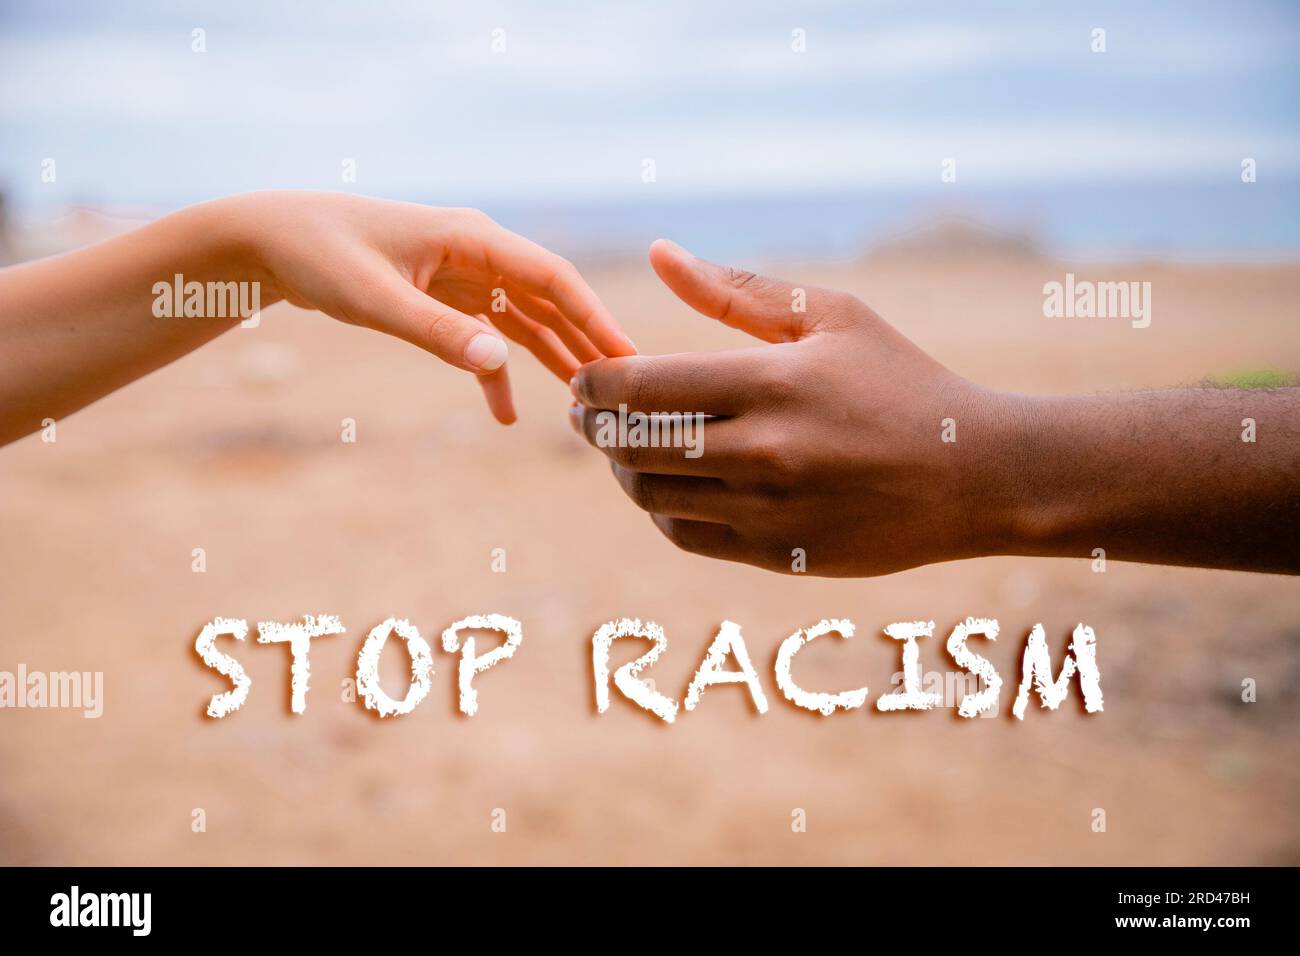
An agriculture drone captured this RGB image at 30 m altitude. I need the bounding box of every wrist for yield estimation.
[980,392,1084,558]
[960,389,1055,558]
[178,194,284,307]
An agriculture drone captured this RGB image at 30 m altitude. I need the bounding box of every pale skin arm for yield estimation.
[0,191,635,447]
[570,240,1300,576]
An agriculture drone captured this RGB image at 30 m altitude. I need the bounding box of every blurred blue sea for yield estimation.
[476,181,1300,264]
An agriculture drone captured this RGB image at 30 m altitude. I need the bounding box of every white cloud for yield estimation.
[1,1,1297,206]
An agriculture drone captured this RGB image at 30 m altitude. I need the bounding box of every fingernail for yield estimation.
[567,403,582,434]
[466,333,508,371]
[569,375,581,401]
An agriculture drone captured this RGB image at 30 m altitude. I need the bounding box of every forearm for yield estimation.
[996,388,1300,573]
[0,197,276,446]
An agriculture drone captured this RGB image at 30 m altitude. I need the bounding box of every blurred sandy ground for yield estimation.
[1,226,1298,865]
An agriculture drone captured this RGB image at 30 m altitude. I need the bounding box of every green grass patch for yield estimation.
[1210,368,1296,389]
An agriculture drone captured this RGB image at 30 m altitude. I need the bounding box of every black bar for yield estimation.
[0,866,1286,940]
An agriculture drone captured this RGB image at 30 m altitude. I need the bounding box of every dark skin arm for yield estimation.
[569,239,1300,577]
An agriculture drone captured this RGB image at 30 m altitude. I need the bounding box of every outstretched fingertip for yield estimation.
[478,364,517,424]
[650,237,690,261]
[465,332,509,372]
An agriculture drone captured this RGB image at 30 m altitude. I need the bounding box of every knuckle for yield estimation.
[748,477,792,503]
[753,359,798,404]
[423,309,457,348]
[621,361,659,411]
[546,258,580,292]
[570,368,592,403]
[623,472,658,512]
[580,407,605,443]
[726,266,759,289]
[745,435,797,481]
[654,514,721,556]
[658,517,691,550]
[828,288,867,316]
[616,439,644,470]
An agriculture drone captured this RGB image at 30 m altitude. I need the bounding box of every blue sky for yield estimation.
[2,0,1298,213]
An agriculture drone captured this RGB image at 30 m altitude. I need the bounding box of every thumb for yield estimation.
[649,238,817,343]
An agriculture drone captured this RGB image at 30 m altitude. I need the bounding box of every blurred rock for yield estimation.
[237,343,300,388]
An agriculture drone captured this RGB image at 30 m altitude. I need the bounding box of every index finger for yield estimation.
[474,220,636,358]
[570,352,753,417]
